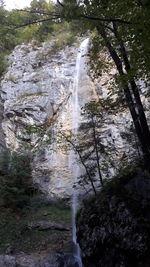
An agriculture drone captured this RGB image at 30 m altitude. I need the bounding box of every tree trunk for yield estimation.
[112,23,150,153]
[97,26,150,169]
[120,44,150,150]
[63,134,97,195]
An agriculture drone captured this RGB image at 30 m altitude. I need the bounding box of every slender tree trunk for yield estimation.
[112,23,150,152]
[76,147,97,195]
[63,134,97,194]
[121,46,150,149]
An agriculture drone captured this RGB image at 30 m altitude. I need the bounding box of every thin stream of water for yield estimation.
[71,38,89,267]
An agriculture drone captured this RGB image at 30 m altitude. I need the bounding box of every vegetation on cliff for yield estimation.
[0,0,79,77]
[0,151,34,209]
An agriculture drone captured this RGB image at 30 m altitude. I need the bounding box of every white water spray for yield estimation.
[70,38,89,267]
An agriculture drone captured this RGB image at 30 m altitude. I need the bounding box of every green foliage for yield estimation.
[13,1,80,44]
[0,1,80,77]
[0,53,6,77]
[86,0,150,81]
[51,30,76,51]
[0,150,35,209]
[13,0,56,42]
[0,8,17,76]
[17,24,41,43]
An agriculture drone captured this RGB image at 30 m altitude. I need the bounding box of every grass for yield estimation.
[0,196,71,254]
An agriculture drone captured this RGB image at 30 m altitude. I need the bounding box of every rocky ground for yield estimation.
[0,196,74,267]
[77,167,150,267]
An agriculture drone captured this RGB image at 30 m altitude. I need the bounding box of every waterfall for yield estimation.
[70,38,89,267]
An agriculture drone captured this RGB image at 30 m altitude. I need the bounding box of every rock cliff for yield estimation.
[0,38,146,196]
[0,38,98,196]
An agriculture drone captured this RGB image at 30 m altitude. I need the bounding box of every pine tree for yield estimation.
[61,101,116,194]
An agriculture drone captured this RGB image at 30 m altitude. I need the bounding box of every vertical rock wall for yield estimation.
[0,39,146,196]
[0,39,98,196]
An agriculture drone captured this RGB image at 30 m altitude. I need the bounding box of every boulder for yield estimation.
[77,171,150,267]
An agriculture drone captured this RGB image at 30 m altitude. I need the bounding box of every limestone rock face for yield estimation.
[1,41,74,195]
[1,39,147,196]
[0,39,97,197]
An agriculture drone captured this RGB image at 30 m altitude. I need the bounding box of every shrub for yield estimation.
[0,150,36,210]
[51,32,76,52]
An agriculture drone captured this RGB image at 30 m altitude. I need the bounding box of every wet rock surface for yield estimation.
[77,171,150,267]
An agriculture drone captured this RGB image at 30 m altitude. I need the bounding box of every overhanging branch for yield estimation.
[57,0,64,7]
[80,15,132,24]
[56,0,133,24]
[8,17,60,29]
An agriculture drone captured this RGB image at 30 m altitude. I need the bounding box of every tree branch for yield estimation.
[9,17,60,29]
[80,14,132,24]
[56,0,132,24]
[61,132,97,194]
[57,0,64,7]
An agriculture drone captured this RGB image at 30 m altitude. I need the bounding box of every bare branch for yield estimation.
[57,0,64,7]
[8,17,60,29]
[61,132,97,194]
